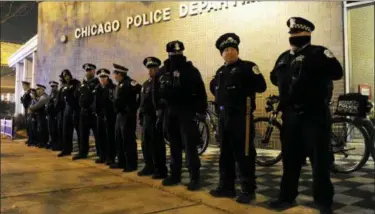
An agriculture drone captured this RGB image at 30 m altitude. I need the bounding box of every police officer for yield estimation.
[113,64,142,171]
[27,89,38,146]
[29,84,50,148]
[268,17,343,214]
[46,81,59,150]
[93,68,117,165]
[158,41,207,190]
[55,77,67,151]
[73,63,100,161]
[58,69,81,157]
[138,57,168,179]
[21,81,32,145]
[208,33,267,203]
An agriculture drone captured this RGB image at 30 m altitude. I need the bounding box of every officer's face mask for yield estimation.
[168,53,184,65]
[289,35,311,49]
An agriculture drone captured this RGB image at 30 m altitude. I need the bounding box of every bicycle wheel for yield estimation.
[254,117,283,166]
[163,118,210,156]
[358,118,375,161]
[331,117,370,173]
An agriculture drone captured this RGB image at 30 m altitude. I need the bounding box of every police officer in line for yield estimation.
[46,81,59,151]
[158,41,207,190]
[268,17,343,214]
[21,81,32,144]
[209,33,267,203]
[73,63,100,161]
[113,63,142,171]
[55,77,67,151]
[29,84,50,148]
[93,68,117,165]
[27,89,38,146]
[58,69,81,157]
[138,57,168,179]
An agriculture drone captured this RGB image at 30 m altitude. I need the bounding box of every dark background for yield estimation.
[1,1,38,44]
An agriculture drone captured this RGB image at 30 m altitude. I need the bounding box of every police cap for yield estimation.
[143,57,161,68]
[166,40,185,53]
[215,33,240,54]
[21,81,30,85]
[287,17,315,34]
[113,63,129,74]
[60,69,72,78]
[49,81,59,87]
[83,63,96,71]
[36,84,46,89]
[96,68,110,77]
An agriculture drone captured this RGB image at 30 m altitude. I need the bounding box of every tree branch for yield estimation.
[0,2,34,25]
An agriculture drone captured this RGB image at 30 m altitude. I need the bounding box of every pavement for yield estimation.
[1,138,374,214]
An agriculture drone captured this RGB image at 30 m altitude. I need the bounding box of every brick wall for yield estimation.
[37,1,345,117]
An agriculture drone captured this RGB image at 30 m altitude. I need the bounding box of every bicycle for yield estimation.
[206,101,220,144]
[164,115,210,156]
[253,95,283,166]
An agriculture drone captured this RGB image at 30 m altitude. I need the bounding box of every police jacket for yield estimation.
[55,84,66,113]
[93,80,116,116]
[210,59,267,112]
[158,57,208,114]
[139,77,158,117]
[21,90,32,110]
[46,90,58,116]
[29,93,49,115]
[114,75,142,114]
[62,79,81,109]
[79,77,99,110]
[270,44,343,111]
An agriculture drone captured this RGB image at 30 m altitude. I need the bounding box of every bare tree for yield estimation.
[0,2,35,24]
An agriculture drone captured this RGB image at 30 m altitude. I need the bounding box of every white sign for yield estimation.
[75,20,121,39]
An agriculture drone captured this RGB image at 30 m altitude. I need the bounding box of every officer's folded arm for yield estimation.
[247,63,267,93]
[321,49,343,81]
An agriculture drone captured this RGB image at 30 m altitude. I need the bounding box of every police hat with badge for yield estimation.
[49,81,59,87]
[113,63,129,75]
[36,84,46,90]
[287,17,315,34]
[83,63,96,71]
[143,57,161,68]
[96,68,110,78]
[166,40,185,53]
[215,33,240,55]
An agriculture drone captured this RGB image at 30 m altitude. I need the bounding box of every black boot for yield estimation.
[152,168,168,179]
[105,160,115,166]
[162,175,181,186]
[137,166,154,176]
[209,185,236,198]
[319,207,333,214]
[72,154,88,160]
[109,162,125,169]
[268,198,296,209]
[95,158,105,164]
[123,165,137,172]
[57,151,71,157]
[236,191,256,204]
[187,170,201,191]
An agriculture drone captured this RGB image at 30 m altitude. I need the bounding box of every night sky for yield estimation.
[0,1,38,44]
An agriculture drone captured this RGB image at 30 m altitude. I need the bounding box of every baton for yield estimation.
[245,97,251,156]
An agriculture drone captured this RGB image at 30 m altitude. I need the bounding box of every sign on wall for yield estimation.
[74,1,257,39]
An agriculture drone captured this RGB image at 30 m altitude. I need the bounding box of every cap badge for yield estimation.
[175,43,180,51]
[290,18,296,28]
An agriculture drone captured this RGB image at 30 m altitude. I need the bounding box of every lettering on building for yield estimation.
[74,20,121,39]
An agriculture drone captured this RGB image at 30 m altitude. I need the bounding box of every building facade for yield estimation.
[8,1,375,116]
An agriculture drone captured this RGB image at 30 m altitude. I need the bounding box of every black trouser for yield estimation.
[36,113,49,146]
[141,114,167,174]
[57,110,64,150]
[27,114,37,145]
[164,107,201,179]
[115,112,138,169]
[47,114,58,149]
[218,107,256,193]
[62,105,80,154]
[97,113,116,162]
[79,109,98,157]
[279,107,334,208]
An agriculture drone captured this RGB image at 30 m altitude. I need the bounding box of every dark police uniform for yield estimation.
[158,41,208,190]
[209,33,267,203]
[21,81,32,144]
[93,69,117,165]
[58,69,81,157]
[138,57,168,179]
[27,89,38,146]
[73,63,100,160]
[46,81,59,150]
[268,17,343,214]
[113,64,142,171]
[55,79,67,151]
[29,84,49,148]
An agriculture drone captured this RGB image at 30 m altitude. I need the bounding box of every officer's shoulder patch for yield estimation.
[131,80,137,86]
[252,65,261,74]
[119,83,123,88]
[92,89,96,93]
[81,84,85,88]
[324,49,335,58]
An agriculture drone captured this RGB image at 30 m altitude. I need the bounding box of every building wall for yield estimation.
[37,1,345,116]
